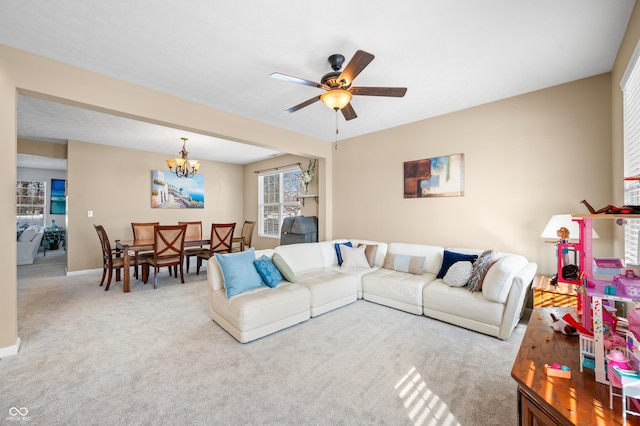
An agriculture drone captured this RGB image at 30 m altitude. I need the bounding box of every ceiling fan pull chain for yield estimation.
[335,109,339,150]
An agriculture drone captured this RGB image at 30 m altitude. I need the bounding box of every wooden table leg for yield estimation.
[123,249,131,293]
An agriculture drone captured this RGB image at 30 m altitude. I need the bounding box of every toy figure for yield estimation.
[581,199,640,214]
[550,313,579,336]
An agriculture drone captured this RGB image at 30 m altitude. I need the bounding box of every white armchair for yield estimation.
[17,226,44,265]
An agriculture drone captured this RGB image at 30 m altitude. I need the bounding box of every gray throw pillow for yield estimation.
[467,250,498,292]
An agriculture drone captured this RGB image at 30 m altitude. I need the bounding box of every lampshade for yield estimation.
[320,89,352,110]
[540,214,600,240]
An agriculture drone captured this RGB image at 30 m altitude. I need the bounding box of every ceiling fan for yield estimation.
[270,50,407,121]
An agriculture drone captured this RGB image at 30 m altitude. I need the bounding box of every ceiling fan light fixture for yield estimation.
[321,89,352,110]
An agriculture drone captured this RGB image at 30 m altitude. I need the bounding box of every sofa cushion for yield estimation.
[467,250,499,292]
[19,225,39,242]
[296,269,358,317]
[215,249,265,298]
[443,261,473,287]
[362,268,432,313]
[272,253,297,282]
[383,253,425,275]
[387,243,444,275]
[340,245,371,269]
[436,250,478,279]
[335,241,352,265]
[275,243,326,273]
[254,255,283,288]
[481,254,528,303]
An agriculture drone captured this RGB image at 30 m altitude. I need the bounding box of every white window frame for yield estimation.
[258,167,302,238]
[623,40,640,265]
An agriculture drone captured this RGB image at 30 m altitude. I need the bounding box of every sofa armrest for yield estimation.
[498,262,537,340]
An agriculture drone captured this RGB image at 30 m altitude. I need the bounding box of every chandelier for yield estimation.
[166,137,200,178]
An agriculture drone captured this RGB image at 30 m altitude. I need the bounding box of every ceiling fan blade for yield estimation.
[341,103,357,121]
[350,86,407,97]
[270,72,329,90]
[285,95,322,113]
[338,50,375,87]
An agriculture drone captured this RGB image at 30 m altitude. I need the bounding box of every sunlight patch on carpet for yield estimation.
[396,366,461,426]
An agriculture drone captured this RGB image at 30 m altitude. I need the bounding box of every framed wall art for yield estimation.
[151,170,204,209]
[50,178,66,214]
[403,153,464,198]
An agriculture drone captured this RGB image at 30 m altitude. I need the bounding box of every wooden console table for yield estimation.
[511,307,635,425]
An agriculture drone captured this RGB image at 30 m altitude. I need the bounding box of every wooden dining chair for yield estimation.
[196,223,236,275]
[131,222,159,279]
[178,221,203,273]
[231,220,256,252]
[144,224,187,289]
[94,224,127,291]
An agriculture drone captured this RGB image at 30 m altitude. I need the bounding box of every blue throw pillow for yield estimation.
[215,248,265,299]
[436,250,478,279]
[254,255,283,288]
[335,241,352,265]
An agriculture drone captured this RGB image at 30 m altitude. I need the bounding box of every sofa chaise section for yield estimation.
[423,252,536,339]
[207,249,311,343]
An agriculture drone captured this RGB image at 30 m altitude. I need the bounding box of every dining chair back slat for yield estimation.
[130,222,159,279]
[178,221,203,273]
[232,220,256,252]
[196,222,236,275]
[144,224,187,289]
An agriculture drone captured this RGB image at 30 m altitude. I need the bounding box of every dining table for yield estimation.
[115,236,210,292]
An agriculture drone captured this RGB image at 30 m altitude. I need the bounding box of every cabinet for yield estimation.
[532,275,578,308]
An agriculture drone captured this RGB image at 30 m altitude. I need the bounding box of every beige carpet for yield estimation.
[4,254,528,425]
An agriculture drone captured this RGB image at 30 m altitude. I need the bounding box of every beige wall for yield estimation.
[243,154,320,250]
[1,44,331,353]
[66,140,244,272]
[18,137,67,158]
[333,73,613,276]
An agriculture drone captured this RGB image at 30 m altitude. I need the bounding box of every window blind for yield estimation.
[623,41,640,264]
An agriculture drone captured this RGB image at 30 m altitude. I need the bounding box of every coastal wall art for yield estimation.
[151,170,204,209]
[50,178,66,214]
[403,153,464,198]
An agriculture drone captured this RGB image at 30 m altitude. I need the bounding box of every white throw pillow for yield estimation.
[340,245,371,269]
[18,226,39,242]
[443,261,473,287]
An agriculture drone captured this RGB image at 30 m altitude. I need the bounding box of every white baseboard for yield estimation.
[0,337,21,357]
[67,268,101,276]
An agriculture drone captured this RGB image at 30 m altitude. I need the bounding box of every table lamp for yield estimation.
[540,214,600,241]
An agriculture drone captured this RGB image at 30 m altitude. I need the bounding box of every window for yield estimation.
[17,180,46,226]
[258,167,301,237]
[623,41,640,264]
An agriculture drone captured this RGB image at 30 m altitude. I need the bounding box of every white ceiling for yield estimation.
[2,0,635,168]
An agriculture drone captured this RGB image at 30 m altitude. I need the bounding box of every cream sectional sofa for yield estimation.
[206,239,537,343]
